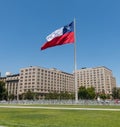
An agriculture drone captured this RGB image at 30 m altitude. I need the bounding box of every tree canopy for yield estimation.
[0,81,7,100]
[78,86,96,100]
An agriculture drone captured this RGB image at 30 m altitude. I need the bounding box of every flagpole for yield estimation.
[74,18,78,103]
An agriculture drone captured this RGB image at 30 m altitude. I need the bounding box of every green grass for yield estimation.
[21,104,120,109]
[0,105,120,127]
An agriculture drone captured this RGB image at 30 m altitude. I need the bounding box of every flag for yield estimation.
[41,21,74,50]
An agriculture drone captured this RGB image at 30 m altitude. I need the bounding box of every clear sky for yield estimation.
[0,0,120,86]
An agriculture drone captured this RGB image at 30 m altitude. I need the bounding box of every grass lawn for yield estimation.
[19,104,120,109]
[0,105,120,127]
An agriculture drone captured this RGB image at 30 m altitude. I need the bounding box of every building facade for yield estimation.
[19,66,74,98]
[0,74,19,99]
[0,66,117,100]
[77,66,116,94]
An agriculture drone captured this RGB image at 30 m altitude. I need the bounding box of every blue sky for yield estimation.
[0,0,120,86]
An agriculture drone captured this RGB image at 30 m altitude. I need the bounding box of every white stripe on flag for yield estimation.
[46,27,63,41]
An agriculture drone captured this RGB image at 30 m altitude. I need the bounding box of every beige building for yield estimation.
[0,74,19,99]
[77,66,116,94]
[19,66,74,98]
[0,66,117,100]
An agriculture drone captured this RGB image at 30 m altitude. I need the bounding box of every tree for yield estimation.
[78,86,95,100]
[24,90,35,100]
[99,93,106,100]
[0,81,7,100]
[45,91,59,99]
[8,94,15,101]
[112,87,120,99]
[106,94,111,99]
[78,86,88,99]
[87,87,95,99]
[45,91,74,100]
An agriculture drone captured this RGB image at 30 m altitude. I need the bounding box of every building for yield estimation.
[77,66,116,94]
[19,66,74,98]
[0,74,19,99]
[0,66,117,100]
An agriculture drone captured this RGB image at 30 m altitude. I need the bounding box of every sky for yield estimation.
[0,0,120,86]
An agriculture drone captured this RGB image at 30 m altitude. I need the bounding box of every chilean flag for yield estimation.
[41,21,74,50]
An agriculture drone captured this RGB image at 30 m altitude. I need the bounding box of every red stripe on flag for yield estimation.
[41,32,74,50]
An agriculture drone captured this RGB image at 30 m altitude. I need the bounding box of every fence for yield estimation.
[0,99,120,105]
